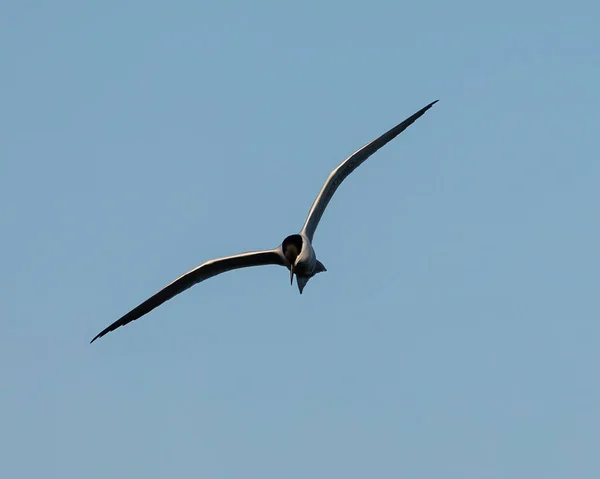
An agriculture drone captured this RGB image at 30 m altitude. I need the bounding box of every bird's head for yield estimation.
[282,234,327,293]
[282,234,303,285]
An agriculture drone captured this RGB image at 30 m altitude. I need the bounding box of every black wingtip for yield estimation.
[415,99,439,117]
[90,330,106,344]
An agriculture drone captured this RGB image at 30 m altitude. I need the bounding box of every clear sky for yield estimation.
[2,1,599,477]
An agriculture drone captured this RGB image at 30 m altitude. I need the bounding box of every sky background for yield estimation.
[2,1,599,477]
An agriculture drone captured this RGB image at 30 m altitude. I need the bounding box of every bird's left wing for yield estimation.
[90,248,285,343]
[301,100,438,242]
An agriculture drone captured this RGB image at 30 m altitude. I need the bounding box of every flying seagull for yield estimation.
[91,100,438,343]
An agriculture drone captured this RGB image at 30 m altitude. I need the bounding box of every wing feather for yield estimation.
[91,249,285,342]
[301,100,438,241]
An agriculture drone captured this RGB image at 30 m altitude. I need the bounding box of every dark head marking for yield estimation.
[282,234,303,265]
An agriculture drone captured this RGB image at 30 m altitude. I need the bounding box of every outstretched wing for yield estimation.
[301,100,438,242]
[91,249,285,343]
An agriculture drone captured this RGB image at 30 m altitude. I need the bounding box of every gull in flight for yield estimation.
[91,100,438,343]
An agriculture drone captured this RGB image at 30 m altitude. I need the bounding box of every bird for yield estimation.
[90,100,438,343]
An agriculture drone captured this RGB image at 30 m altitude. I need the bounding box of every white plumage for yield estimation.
[91,100,438,343]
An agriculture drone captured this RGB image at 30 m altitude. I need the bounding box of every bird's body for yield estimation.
[281,232,327,292]
[91,100,438,343]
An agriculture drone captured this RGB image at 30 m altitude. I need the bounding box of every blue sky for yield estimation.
[2,1,599,477]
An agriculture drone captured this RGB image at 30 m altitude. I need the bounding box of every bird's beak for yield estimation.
[290,263,294,285]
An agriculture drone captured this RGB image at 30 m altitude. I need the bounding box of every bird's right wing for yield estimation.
[91,248,285,343]
[301,100,438,242]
